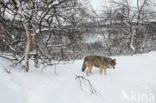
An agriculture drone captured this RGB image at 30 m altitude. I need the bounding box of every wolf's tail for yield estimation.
[82,58,86,72]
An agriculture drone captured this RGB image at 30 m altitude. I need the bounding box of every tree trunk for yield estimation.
[23,23,30,72]
[32,28,38,68]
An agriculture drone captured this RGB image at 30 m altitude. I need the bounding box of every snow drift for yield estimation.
[0,52,156,103]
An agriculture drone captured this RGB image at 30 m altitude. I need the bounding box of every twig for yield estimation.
[14,55,24,65]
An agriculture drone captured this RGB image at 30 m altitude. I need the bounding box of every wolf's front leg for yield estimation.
[104,68,107,76]
[99,65,104,75]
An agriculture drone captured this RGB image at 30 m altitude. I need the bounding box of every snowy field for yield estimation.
[0,52,156,103]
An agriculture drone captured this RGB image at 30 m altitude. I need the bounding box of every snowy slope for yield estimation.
[0,52,156,103]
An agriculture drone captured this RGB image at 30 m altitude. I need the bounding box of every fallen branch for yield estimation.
[0,55,18,61]
[75,75,103,98]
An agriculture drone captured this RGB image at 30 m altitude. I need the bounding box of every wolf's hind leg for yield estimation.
[89,67,92,74]
[86,63,92,76]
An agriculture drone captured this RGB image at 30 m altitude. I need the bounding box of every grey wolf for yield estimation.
[82,55,116,76]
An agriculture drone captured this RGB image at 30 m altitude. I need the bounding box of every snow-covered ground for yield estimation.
[0,52,156,103]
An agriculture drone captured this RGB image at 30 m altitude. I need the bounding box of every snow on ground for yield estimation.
[0,52,156,103]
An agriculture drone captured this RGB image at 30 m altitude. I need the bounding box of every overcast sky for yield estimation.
[89,0,156,12]
[89,0,104,10]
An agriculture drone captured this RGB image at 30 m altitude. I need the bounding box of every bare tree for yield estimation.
[98,0,151,54]
[115,0,149,53]
[0,0,91,71]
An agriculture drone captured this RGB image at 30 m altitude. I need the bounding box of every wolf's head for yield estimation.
[108,59,116,69]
